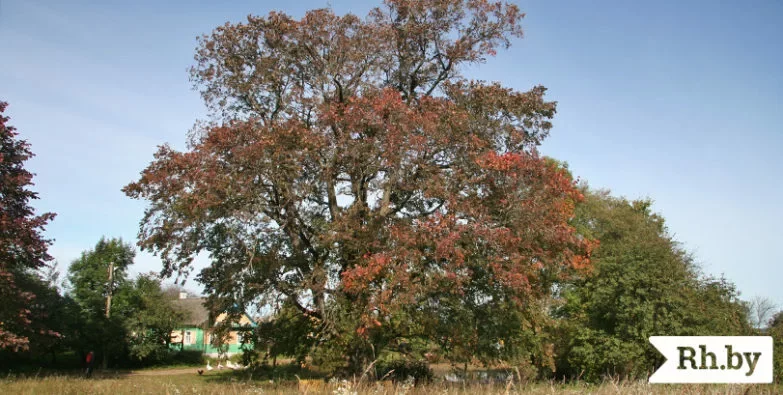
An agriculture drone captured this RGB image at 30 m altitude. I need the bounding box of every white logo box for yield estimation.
[649,336,773,383]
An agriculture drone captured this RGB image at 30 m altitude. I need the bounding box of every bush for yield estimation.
[376,359,432,385]
[168,350,205,366]
[768,313,783,383]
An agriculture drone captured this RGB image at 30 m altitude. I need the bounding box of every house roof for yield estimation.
[172,297,210,327]
[172,297,257,328]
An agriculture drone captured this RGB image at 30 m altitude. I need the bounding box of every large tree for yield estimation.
[124,0,593,372]
[0,101,57,352]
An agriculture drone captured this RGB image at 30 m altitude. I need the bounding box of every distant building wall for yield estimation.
[170,327,250,356]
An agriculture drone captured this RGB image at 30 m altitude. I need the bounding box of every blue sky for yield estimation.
[1,0,781,302]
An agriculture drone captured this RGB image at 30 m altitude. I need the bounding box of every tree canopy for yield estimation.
[553,189,751,381]
[124,0,594,372]
[125,273,188,363]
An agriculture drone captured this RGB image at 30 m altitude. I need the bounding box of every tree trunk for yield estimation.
[102,344,108,370]
[103,261,114,370]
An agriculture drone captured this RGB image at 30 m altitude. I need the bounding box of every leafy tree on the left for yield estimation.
[0,101,58,352]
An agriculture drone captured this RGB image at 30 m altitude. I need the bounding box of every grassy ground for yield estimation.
[0,369,781,395]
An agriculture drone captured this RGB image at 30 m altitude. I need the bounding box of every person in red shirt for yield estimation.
[85,351,95,377]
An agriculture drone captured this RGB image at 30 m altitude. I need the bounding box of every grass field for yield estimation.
[0,369,780,395]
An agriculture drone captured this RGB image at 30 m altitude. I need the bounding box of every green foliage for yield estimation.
[65,238,187,367]
[423,292,553,373]
[767,312,783,383]
[125,273,187,364]
[553,189,752,382]
[686,276,752,336]
[66,237,136,366]
[254,301,317,365]
[67,237,135,316]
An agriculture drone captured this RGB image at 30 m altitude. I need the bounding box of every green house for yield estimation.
[170,292,256,357]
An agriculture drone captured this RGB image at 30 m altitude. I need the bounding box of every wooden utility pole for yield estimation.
[103,261,114,370]
[105,261,114,319]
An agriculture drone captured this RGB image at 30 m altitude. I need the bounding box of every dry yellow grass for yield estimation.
[0,371,780,394]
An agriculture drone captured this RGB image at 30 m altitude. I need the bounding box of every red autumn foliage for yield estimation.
[0,101,56,352]
[124,0,594,364]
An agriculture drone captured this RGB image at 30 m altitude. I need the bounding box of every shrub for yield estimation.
[168,350,205,365]
[376,359,433,385]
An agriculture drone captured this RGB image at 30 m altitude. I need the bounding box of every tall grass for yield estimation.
[0,372,780,395]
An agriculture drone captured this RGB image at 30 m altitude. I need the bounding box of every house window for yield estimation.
[185,331,192,345]
[207,333,212,344]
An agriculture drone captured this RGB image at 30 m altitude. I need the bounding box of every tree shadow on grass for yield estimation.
[200,363,326,384]
[1,368,134,381]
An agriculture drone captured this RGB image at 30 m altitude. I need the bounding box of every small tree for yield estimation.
[67,237,136,368]
[254,300,317,367]
[748,296,777,330]
[125,273,187,364]
[0,101,57,352]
